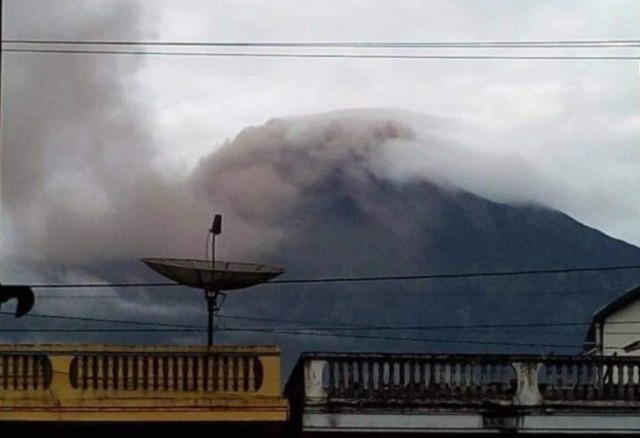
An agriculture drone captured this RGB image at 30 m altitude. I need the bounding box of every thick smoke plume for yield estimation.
[3,88,566,266]
[0,3,571,269]
[1,1,207,265]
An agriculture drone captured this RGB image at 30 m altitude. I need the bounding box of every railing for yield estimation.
[540,357,640,402]
[69,353,263,392]
[0,354,52,390]
[0,345,286,422]
[288,353,640,407]
[322,355,516,402]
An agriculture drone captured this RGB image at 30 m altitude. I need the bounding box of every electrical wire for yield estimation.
[14,263,640,289]
[3,48,639,61]
[0,309,590,332]
[29,289,619,299]
[0,310,201,329]
[0,325,580,349]
[3,39,639,48]
[0,308,627,332]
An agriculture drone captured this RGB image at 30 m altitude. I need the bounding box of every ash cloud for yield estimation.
[1,1,208,266]
[187,109,572,259]
[188,114,418,258]
[0,3,581,274]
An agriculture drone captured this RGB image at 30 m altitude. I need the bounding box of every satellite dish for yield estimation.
[141,258,285,290]
[141,213,286,346]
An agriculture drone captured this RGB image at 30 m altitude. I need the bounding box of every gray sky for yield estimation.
[1,0,639,266]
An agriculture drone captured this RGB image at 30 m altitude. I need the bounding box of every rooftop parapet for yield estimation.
[286,353,640,434]
[0,344,287,423]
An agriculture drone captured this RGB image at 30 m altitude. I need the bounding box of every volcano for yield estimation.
[191,111,640,362]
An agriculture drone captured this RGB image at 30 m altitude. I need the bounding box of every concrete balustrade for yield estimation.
[286,353,640,434]
[0,344,287,423]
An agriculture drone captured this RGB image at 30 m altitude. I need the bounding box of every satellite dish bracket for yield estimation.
[204,288,226,346]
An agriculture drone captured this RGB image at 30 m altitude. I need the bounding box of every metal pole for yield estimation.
[207,294,214,346]
[206,214,222,347]
[0,0,4,256]
[208,225,216,346]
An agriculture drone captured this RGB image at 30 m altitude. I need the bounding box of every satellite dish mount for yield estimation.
[205,214,223,346]
[141,214,285,347]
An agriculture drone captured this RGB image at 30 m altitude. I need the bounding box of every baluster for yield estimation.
[626,365,635,400]
[406,360,415,397]
[214,355,221,391]
[2,356,8,389]
[202,356,210,391]
[562,364,570,400]
[90,356,97,390]
[132,356,139,391]
[155,356,163,391]
[384,361,391,394]
[604,362,614,399]
[390,361,397,397]
[490,364,498,396]
[238,356,246,392]
[237,356,245,392]
[342,360,349,396]
[565,364,574,400]
[585,363,595,400]
[187,355,195,391]
[161,356,168,390]
[341,360,348,396]
[143,356,151,391]
[371,360,379,396]
[575,364,584,400]
[469,363,476,397]
[32,356,40,390]
[547,364,556,399]
[596,362,605,399]
[459,363,467,398]
[11,355,18,390]
[123,356,130,390]
[112,356,120,390]
[194,356,201,391]
[480,364,489,396]
[427,361,435,397]
[231,356,239,392]
[499,363,509,395]
[452,361,460,396]
[355,359,363,396]
[436,362,445,397]
[373,360,381,393]
[415,361,424,397]
[97,356,105,390]
[247,356,256,392]
[172,356,179,391]
[20,355,28,390]
[339,360,347,397]
[617,364,626,400]
[223,356,231,392]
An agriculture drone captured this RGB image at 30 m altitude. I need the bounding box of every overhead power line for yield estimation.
[15,263,640,289]
[32,288,621,299]
[4,48,639,61]
[0,309,585,332]
[0,325,580,349]
[10,308,640,332]
[3,39,640,48]
[0,310,200,329]
[5,309,638,349]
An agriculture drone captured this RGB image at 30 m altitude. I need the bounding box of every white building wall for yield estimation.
[603,299,640,356]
